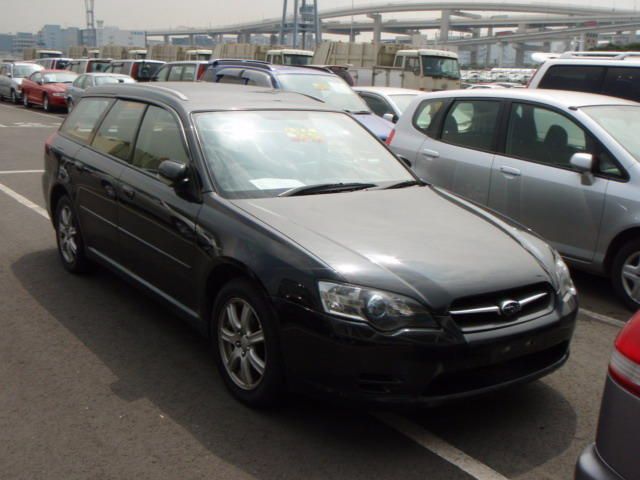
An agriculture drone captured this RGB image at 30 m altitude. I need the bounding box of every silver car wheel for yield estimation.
[621,252,640,303]
[57,205,78,264]
[218,298,266,391]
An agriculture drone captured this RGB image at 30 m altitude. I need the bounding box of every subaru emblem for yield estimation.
[500,300,522,317]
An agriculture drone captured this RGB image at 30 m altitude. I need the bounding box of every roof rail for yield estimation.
[207,58,272,69]
[558,50,640,59]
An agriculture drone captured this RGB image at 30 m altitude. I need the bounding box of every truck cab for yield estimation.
[184,49,213,61]
[391,49,461,89]
[266,49,313,66]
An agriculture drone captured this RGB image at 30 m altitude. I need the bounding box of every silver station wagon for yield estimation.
[388,89,640,309]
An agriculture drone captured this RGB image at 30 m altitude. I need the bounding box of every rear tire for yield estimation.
[611,239,640,311]
[211,278,284,408]
[54,196,91,274]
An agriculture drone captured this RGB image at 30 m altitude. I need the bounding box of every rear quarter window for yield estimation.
[60,98,112,144]
[602,67,640,102]
[538,65,606,93]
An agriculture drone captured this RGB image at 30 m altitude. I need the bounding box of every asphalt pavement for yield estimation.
[0,101,628,480]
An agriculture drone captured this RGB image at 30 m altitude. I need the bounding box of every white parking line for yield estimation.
[0,102,66,120]
[0,169,45,175]
[374,413,509,480]
[0,182,48,219]
[580,308,626,328]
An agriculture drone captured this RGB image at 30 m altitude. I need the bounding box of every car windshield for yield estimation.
[583,105,640,161]
[94,75,134,85]
[195,110,412,199]
[43,72,77,83]
[389,94,418,113]
[422,56,460,80]
[277,74,370,112]
[13,65,41,77]
[283,55,312,66]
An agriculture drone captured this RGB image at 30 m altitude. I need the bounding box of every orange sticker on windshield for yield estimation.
[312,82,330,91]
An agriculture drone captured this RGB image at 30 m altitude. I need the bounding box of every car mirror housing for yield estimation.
[158,160,189,186]
[570,153,595,186]
[383,112,398,123]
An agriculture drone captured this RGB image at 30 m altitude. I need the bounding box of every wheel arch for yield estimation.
[201,259,270,339]
[604,227,640,274]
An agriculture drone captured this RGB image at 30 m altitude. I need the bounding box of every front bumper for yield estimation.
[575,444,621,480]
[275,295,577,405]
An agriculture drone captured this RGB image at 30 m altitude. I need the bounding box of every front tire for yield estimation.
[67,98,73,112]
[43,94,50,112]
[212,278,284,407]
[55,196,91,273]
[23,93,30,108]
[10,89,18,104]
[611,239,640,310]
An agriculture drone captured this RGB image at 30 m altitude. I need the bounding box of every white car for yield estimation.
[354,86,422,123]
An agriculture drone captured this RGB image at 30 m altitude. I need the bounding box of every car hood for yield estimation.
[232,186,554,311]
[351,112,394,141]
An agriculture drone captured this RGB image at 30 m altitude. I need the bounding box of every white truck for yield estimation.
[313,42,461,91]
[265,49,314,65]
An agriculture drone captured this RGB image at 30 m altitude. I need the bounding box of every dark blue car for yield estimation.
[200,60,394,141]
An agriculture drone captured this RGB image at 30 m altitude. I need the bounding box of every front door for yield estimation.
[488,102,611,261]
[117,105,201,313]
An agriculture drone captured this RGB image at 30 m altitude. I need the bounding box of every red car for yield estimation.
[21,69,77,112]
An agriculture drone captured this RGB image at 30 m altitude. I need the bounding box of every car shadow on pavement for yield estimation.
[12,248,577,480]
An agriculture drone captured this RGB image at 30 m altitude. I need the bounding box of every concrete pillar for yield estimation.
[485,27,493,65]
[188,34,195,46]
[163,35,170,44]
[349,30,357,42]
[369,13,382,45]
[440,9,451,42]
[543,41,551,52]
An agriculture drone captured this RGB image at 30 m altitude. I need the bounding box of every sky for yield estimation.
[1,0,638,33]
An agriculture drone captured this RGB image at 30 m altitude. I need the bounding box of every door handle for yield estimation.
[421,149,440,158]
[101,180,117,200]
[121,184,136,200]
[500,166,521,177]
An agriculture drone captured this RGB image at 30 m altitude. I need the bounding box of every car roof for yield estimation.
[213,62,334,76]
[542,58,640,67]
[41,69,76,74]
[83,72,132,77]
[419,88,637,108]
[353,86,422,95]
[86,82,338,113]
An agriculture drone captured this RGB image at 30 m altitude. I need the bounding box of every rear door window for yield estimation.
[538,65,605,93]
[360,94,393,117]
[441,100,501,151]
[182,64,197,81]
[602,67,640,102]
[168,66,184,81]
[60,98,112,144]
[91,100,146,162]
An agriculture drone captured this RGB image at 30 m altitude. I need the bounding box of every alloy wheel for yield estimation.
[621,251,640,304]
[218,298,266,390]
[57,205,78,264]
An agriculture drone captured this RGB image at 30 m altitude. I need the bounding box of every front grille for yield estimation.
[449,282,554,332]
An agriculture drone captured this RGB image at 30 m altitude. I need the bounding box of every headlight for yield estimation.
[318,281,438,331]
[553,253,576,299]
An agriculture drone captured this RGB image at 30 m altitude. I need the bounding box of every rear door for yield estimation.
[415,98,502,205]
[57,97,122,261]
[488,102,613,261]
[117,104,201,313]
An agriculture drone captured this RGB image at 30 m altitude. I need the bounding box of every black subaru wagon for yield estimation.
[43,82,578,407]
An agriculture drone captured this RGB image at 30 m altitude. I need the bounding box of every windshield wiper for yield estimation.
[279,182,377,197]
[345,110,372,115]
[383,179,428,190]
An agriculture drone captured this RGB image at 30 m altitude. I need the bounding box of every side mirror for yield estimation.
[37,79,43,85]
[158,160,189,186]
[383,112,398,124]
[397,155,412,168]
[6,72,11,78]
[570,153,595,186]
